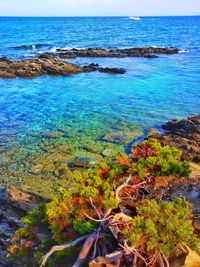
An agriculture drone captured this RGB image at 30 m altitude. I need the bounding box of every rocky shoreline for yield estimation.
[0,188,46,266]
[0,46,181,79]
[0,114,199,266]
[159,115,200,163]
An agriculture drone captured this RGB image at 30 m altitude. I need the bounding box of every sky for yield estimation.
[0,0,199,16]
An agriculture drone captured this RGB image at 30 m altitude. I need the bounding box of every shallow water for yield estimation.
[0,16,199,196]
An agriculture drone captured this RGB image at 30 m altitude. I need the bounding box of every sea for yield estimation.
[0,16,199,194]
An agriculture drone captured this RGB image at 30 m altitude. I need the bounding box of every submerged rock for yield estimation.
[72,157,97,168]
[103,130,142,144]
[101,148,119,157]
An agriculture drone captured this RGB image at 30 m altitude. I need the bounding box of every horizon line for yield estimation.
[0,14,200,17]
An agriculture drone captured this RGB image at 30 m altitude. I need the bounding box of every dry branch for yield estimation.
[73,232,98,267]
[40,234,90,267]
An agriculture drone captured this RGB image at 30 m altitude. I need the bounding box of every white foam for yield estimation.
[178,49,189,53]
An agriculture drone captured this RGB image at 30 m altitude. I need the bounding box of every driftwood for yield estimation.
[73,232,98,267]
[40,234,89,267]
[89,250,123,267]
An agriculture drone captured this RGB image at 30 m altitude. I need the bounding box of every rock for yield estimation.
[0,46,182,79]
[51,46,180,59]
[0,57,126,79]
[98,67,126,74]
[73,157,97,168]
[148,128,162,138]
[5,187,35,202]
[83,64,126,74]
[0,188,45,266]
[39,131,63,138]
[57,53,76,59]
[0,58,83,78]
[165,185,200,215]
[0,57,12,64]
[193,218,200,231]
[0,249,14,267]
[4,187,38,211]
[0,70,16,78]
[101,149,120,157]
[30,163,44,174]
[38,53,57,59]
[159,115,200,163]
[103,131,142,145]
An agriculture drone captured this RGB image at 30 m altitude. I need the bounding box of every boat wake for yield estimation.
[129,16,141,20]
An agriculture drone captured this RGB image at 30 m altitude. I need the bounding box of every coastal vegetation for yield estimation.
[7,138,200,267]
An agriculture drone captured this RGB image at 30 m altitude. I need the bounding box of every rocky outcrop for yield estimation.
[0,187,45,266]
[155,115,200,163]
[0,57,126,78]
[54,46,180,59]
[0,46,181,78]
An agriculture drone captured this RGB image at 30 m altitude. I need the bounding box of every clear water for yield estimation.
[0,16,199,195]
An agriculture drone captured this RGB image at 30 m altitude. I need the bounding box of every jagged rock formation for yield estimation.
[0,57,126,79]
[158,115,200,163]
[54,46,180,59]
[0,188,46,266]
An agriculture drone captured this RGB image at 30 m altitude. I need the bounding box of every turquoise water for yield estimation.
[0,17,199,193]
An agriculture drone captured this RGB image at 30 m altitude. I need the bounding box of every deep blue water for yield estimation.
[0,16,199,159]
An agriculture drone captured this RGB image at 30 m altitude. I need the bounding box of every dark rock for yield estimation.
[98,67,126,74]
[57,53,76,59]
[165,185,200,215]
[194,218,200,231]
[143,54,159,58]
[52,46,180,59]
[83,64,126,74]
[0,187,46,267]
[0,57,12,64]
[38,53,56,59]
[12,44,45,50]
[158,115,200,163]
[0,46,182,79]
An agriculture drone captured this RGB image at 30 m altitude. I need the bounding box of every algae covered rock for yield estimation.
[101,148,119,157]
[72,157,97,168]
[102,130,142,144]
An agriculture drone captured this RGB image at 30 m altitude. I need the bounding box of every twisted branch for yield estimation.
[40,234,89,267]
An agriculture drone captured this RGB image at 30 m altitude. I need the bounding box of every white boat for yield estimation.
[129,16,141,20]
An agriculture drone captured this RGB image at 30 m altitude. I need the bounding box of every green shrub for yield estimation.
[132,139,190,179]
[124,198,200,257]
